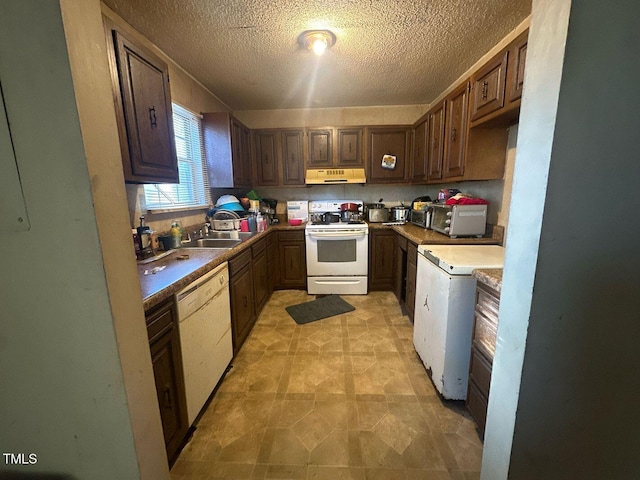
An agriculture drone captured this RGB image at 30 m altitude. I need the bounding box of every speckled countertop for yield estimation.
[472,268,503,292]
[139,223,305,311]
[368,222,503,245]
[139,221,501,311]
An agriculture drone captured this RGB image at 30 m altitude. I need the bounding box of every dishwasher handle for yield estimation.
[178,284,229,322]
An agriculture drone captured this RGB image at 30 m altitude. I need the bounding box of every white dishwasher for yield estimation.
[176,262,232,425]
[413,245,505,400]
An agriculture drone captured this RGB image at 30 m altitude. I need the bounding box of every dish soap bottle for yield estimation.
[170,220,183,248]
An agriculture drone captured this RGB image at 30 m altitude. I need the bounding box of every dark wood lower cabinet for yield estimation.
[405,242,418,321]
[276,231,306,289]
[390,233,418,321]
[369,229,396,291]
[145,298,188,464]
[229,249,256,355]
[252,238,269,313]
[467,280,501,436]
[267,230,278,292]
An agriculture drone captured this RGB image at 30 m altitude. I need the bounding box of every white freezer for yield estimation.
[413,245,504,400]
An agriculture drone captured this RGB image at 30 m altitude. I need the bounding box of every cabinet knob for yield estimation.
[149,106,157,127]
[163,385,173,409]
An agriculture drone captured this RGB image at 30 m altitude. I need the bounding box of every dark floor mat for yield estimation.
[285,295,355,324]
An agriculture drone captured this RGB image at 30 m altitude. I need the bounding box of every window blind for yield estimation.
[143,104,211,211]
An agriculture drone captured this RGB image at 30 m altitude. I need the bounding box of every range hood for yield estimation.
[305,168,366,185]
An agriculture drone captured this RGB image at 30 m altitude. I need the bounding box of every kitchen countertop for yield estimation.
[139,223,304,311]
[139,220,501,311]
[472,268,503,292]
[368,221,503,245]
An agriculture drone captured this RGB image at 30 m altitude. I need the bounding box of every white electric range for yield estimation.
[305,200,369,295]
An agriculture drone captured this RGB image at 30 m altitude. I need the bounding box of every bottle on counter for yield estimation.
[136,216,153,259]
[247,214,257,233]
[256,212,264,232]
[170,220,183,248]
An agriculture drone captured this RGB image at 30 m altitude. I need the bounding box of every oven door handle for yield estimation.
[307,231,367,240]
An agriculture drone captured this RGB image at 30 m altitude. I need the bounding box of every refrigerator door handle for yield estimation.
[424,294,430,310]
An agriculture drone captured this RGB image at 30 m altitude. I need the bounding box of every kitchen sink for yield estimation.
[203,230,255,240]
[180,238,242,249]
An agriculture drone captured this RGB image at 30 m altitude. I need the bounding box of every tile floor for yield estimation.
[171,290,483,480]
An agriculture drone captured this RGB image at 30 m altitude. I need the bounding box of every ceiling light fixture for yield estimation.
[298,30,336,56]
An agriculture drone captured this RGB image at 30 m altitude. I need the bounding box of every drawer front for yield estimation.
[469,346,492,394]
[229,248,252,275]
[466,381,488,436]
[475,284,500,325]
[146,300,174,343]
[251,237,266,256]
[278,231,303,243]
[473,311,498,361]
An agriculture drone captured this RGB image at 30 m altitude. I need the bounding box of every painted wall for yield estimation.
[60,0,171,478]
[484,0,640,477]
[234,105,428,129]
[0,1,167,478]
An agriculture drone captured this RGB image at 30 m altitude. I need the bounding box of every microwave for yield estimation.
[430,204,487,238]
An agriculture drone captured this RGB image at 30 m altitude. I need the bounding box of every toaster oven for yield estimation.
[410,208,432,229]
[430,204,487,238]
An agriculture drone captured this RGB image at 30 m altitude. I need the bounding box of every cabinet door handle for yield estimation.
[451,127,457,142]
[149,106,157,127]
[163,385,173,409]
[349,141,352,153]
[481,81,489,100]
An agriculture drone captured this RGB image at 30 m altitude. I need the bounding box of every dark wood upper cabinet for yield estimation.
[469,29,529,128]
[427,104,445,182]
[281,130,305,185]
[337,128,363,166]
[254,130,279,186]
[202,112,252,188]
[508,30,528,102]
[366,126,411,183]
[411,115,428,183]
[105,22,178,184]
[307,129,333,167]
[470,52,508,122]
[443,82,469,179]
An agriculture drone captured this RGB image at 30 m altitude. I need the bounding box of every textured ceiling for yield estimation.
[102,0,531,111]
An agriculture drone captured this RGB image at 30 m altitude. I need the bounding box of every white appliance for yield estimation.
[413,245,505,400]
[175,262,232,425]
[305,168,366,184]
[430,204,488,238]
[286,200,309,222]
[305,200,369,295]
